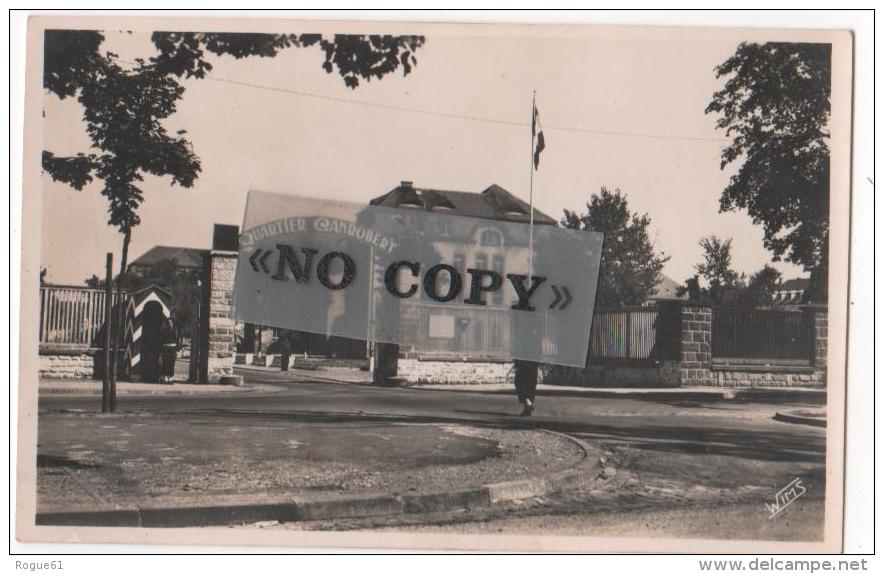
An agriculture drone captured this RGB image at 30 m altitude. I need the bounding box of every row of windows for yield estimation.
[450,252,505,305]
[773,291,805,303]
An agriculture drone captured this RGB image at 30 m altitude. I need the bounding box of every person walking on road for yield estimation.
[513,360,540,416]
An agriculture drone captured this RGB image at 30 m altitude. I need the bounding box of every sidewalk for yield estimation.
[235,364,373,385]
[36,409,597,527]
[236,365,826,405]
[38,378,280,396]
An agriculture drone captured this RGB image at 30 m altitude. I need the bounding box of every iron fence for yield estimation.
[413,304,666,363]
[712,307,813,362]
[39,285,127,346]
[589,306,660,362]
[417,303,512,359]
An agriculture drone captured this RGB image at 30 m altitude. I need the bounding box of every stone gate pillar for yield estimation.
[205,250,238,382]
[807,304,828,386]
[192,224,242,384]
[678,304,713,386]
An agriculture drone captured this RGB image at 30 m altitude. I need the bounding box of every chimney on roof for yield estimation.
[400,180,414,189]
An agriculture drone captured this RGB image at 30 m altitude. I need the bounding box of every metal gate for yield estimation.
[188,252,212,384]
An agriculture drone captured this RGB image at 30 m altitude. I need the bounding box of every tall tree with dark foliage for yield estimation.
[706,42,830,302]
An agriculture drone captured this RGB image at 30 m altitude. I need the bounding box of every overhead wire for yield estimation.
[114,57,729,145]
[205,75,730,144]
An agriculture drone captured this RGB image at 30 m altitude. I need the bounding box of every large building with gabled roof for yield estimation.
[129,245,207,274]
[370,181,557,226]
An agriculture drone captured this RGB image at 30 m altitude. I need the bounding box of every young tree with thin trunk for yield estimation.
[680,236,783,308]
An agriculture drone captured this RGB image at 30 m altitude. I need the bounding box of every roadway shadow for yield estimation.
[167,406,825,465]
[37,454,97,470]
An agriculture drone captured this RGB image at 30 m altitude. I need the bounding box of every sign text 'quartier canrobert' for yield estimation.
[241,216,400,254]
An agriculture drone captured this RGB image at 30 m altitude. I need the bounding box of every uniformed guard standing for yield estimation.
[278,330,293,371]
[161,317,179,382]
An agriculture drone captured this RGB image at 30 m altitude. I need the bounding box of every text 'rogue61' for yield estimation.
[248,244,573,312]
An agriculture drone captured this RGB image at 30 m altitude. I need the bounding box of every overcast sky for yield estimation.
[40,25,807,285]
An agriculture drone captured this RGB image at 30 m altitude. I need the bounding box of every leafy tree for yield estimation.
[680,237,783,307]
[42,29,425,368]
[742,264,782,307]
[85,274,112,289]
[149,32,424,88]
[680,235,744,306]
[706,42,830,302]
[695,236,740,295]
[562,187,669,307]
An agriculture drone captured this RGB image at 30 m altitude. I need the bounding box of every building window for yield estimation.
[492,254,504,305]
[453,253,465,277]
[479,228,502,246]
[475,253,488,272]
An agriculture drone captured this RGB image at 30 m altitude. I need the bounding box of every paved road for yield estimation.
[39,369,827,540]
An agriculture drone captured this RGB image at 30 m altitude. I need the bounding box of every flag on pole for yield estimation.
[532,104,545,169]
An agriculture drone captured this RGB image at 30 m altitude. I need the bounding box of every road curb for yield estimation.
[773,409,827,428]
[38,383,282,397]
[36,430,598,528]
[411,384,827,404]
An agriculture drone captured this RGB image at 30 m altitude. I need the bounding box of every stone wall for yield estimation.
[813,308,828,370]
[396,359,511,385]
[547,361,680,388]
[39,348,95,379]
[682,304,828,388]
[234,353,511,384]
[206,251,237,382]
[707,366,825,387]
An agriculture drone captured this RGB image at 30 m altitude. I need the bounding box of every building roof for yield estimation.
[370,182,558,226]
[649,274,687,301]
[129,246,207,269]
[776,278,811,292]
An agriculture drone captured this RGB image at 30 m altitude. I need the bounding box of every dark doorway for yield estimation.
[139,301,166,383]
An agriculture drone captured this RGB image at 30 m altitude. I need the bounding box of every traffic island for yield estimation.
[35,410,598,527]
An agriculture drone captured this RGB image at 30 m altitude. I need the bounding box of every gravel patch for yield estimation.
[37,412,584,510]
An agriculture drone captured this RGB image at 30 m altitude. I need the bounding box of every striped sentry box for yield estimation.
[127,285,173,371]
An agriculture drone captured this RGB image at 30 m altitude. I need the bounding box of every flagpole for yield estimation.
[528,90,536,280]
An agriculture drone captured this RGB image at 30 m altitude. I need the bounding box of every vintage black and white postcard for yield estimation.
[15,13,855,553]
